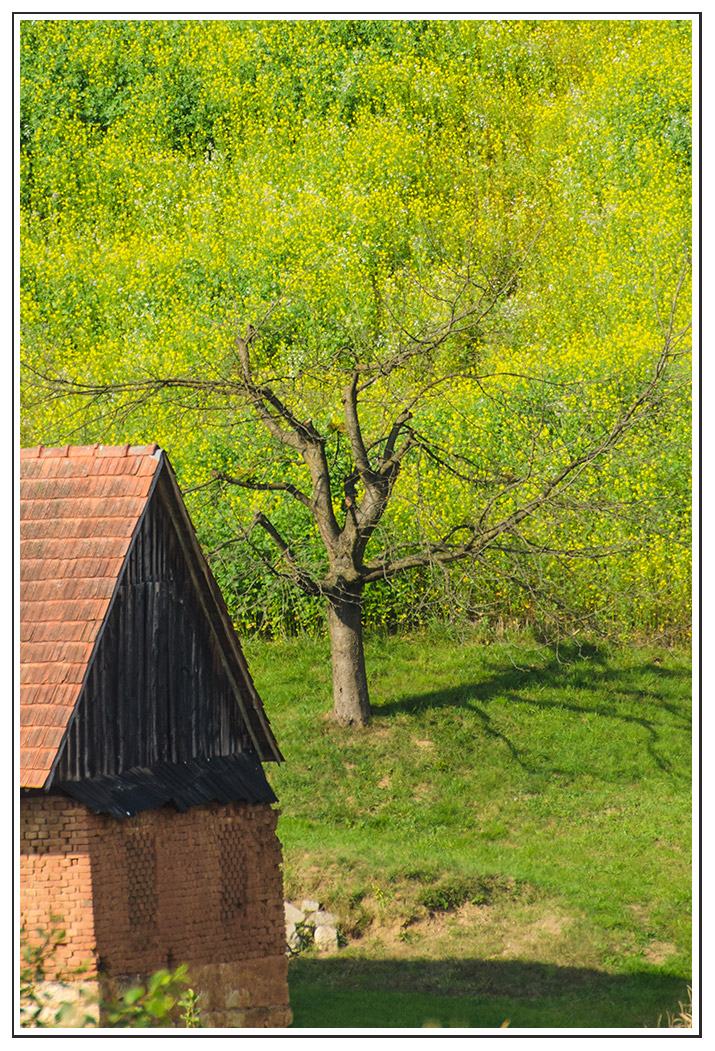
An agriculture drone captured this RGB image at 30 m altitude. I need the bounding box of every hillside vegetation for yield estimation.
[20,19,691,640]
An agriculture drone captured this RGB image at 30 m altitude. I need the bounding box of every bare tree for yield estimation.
[25,257,691,727]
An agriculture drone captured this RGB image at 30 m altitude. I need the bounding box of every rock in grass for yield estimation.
[301,899,320,913]
[313,925,339,951]
[285,901,305,924]
[304,909,338,928]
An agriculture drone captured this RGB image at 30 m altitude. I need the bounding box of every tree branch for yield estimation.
[234,335,320,451]
[249,511,323,597]
[377,410,414,472]
[235,335,341,547]
[341,371,379,485]
[213,469,313,509]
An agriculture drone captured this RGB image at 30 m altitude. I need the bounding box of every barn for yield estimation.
[19,443,291,1028]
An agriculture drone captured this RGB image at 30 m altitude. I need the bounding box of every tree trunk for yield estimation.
[327,584,371,727]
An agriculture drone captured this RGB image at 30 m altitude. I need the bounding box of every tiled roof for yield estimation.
[20,444,162,788]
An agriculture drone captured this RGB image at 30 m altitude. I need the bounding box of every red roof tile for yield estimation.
[21,577,116,603]
[20,444,162,787]
[21,518,138,541]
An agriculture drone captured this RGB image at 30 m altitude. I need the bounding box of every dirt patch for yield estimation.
[370,726,391,739]
[492,910,572,960]
[348,899,593,974]
[629,904,649,922]
[643,941,677,965]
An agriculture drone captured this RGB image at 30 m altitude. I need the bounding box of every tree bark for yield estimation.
[327,584,371,727]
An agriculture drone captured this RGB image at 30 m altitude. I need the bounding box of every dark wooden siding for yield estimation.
[54,468,254,781]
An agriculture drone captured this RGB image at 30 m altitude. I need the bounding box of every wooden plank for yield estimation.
[155,465,283,762]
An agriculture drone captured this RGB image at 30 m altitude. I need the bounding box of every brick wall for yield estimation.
[20,795,98,975]
[20,794,291,1028]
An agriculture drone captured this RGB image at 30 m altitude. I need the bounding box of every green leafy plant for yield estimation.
[20,919,201,1028]
[20,916,96,1028]
[417,875,527,915]
[288,920,317,957]
[103,966,196,1027]
[178,986,202,1027]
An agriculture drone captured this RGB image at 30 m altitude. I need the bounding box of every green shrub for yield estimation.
[20,919,201,1029]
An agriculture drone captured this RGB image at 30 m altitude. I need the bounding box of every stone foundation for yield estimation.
[186,957,292,1028]
[21,979,101,1028]
[99,956,291,1028]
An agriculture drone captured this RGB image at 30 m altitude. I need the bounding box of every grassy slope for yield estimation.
[245,630,692,1030]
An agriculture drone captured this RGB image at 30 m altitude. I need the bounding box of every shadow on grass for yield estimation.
[373,648,690,776]
[288,955,690,1029]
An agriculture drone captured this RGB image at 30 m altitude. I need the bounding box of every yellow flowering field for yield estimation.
[20,18,691,638]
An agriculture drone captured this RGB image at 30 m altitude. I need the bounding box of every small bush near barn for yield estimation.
[20,920,201,1029]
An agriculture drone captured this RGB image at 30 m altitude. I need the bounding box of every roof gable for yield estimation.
[20,444,282,790]
[21,445,162,786]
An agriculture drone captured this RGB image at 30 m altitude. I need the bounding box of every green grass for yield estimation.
[287,962,688,1029]
[244,629,692,1030]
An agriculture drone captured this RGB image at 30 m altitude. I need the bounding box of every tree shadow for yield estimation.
[373,646,691,778]
[288,955,691,1029]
